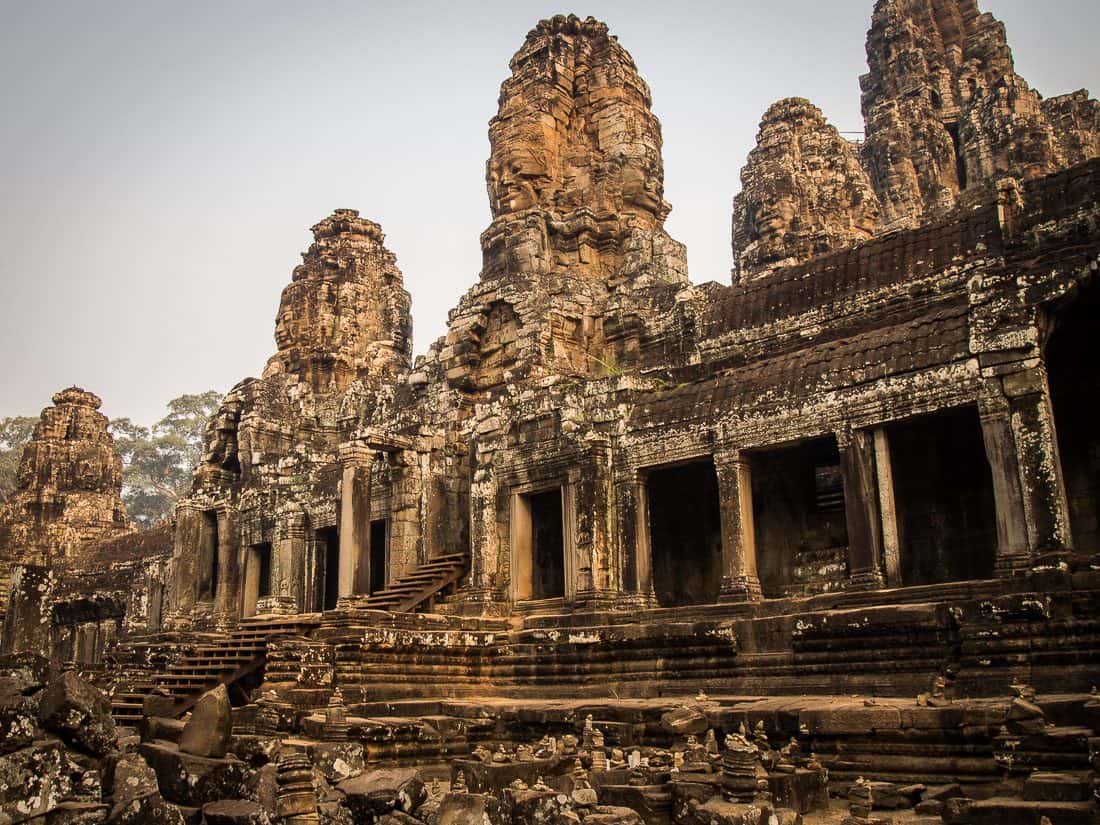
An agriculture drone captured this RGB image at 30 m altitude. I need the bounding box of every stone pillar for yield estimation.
[1,565,56,656]
[574,444,617,607]
[839,429,885,591]
[168,504,203,628]
[714,450,762,603]
[338,447,372,599]
[1002,366,1073,556]
[872,429,902,587]
[455,442,507,614]
[979,383,1033,574]
[273,506,307,614]
[214,507,240,628]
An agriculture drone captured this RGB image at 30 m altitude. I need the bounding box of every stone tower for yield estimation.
[0,388,132,608]
[732,97,881,282]
[174,210,412,627]
[440,14,688,391]
[860,0,1100,229]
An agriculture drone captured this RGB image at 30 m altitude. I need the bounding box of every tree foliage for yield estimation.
[0,416,38,501]
[111,390,223,527]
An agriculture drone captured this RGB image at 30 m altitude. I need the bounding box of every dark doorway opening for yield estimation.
[369,519,388,594]
[646,459,722,607]
[887,406,997,585]
[316,526,340,611]
[256,543,272,598]
[1048,282,1100,554]
[527,490,565,599]
[198,510,219,601]
[751,437,849,598]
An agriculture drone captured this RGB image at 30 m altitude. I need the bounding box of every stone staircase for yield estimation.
[351,553,468,613]
[110,614,319,725]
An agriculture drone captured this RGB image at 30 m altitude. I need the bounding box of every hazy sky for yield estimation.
[2,1,1097,425]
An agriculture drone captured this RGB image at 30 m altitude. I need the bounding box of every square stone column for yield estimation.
[714,450,762,603]
[338,446,373,599]
[272,506,307,614]
[838,429,886,591]
[573,443,618,608]
[1002,366,1073,556]
[168,504,203,627]
[979,382,1033,575]
[213,507,241,628]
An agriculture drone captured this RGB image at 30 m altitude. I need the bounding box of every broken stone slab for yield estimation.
[0,676,43,755]
[0,739,102,821]
[44,801,109,824]
[767,767,828,813]
[105,752,159,816]
[140,716,185,745]
[943,796,1097,825]
[659,705,708,736]
[504,788,569,825]
[435,792,507,825]
[319,800,355,825]
[179,685,231,758]
[105,792,186,825]
[241,762,278,813]
[138,741,250,808]
[583,807,644,825]
[337,767,427,822]
[306,740,365,784]
[229,734,280,766]
[201,799,274,825]
[37,671,118,757]
[677,795,787,825]
[1022,771,1092,802]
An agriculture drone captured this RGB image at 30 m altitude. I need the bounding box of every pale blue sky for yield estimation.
[2,1,1097,425]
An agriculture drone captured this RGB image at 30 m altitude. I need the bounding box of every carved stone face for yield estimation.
[753,193,798,247]
[492,150,547,212]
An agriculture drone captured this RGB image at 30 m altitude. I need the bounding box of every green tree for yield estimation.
[111,391,223,527]
[0,416,38,501]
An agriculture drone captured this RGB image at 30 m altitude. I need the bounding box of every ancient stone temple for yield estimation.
[170,208,412,628]
[0,387,132,612]
[3,3,1100,824]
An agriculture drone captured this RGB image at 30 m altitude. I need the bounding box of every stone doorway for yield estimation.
[885,406,997,585]
[315,526,340,612]
[1048,282,1100,555]
[369,519,388,594]
[645,459,722,607]
[750,437,848,598]
[197,510,219,602]
[241,542,272,618]
[512,488,566,601]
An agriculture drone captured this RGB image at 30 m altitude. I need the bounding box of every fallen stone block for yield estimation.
[337,767,427,822]
[179,685,231,758]
[307,740,365,784]
[659,706,708,736]
[45,801,109,824]
[106,792,186,825]
[201,799,274,825]
[37,671,117,758]
[138,741,250,807]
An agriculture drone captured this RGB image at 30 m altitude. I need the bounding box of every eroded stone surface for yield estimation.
[0,388,132,612]
[733,98,880,282]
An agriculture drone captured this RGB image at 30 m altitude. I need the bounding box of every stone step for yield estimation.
[950,797,1097,825]
[1022,771,1093,802]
